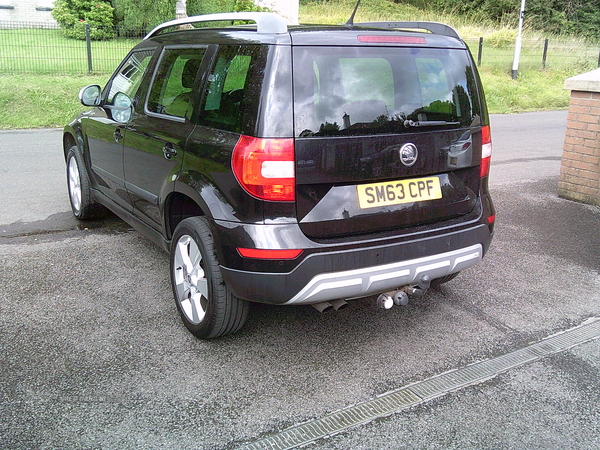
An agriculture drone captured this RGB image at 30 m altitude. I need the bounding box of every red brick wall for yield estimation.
[557,90,600,206]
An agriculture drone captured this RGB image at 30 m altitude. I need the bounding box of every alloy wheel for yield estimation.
[68,155,82,213]
[173,234,209,325]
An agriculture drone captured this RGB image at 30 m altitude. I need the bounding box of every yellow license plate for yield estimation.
[357,177,442,209]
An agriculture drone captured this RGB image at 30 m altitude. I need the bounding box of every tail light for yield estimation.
[232,136,295,202]
[480,125,492,178]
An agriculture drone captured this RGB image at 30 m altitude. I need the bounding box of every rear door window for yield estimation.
[293,46,481,137]
[146,47,207,120]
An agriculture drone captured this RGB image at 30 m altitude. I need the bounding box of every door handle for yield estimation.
[162,143,178,160]
[114,128,124,143]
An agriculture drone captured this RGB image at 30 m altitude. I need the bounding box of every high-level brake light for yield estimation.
[358,36,427,45]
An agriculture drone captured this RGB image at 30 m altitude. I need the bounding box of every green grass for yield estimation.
[0,27,135,128]
[0,1,598,128]
[0,74,109,129]
[301,0,467,26]
[480,69,569,113]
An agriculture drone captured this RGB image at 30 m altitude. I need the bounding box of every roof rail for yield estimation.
[144,12,288,40]
[353,21,461,40]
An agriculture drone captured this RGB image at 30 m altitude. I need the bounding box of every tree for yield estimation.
[526,0,600,39]
[52,0,116,40]
[111,0,177,35]
[186,0,269,16]
[432,0,600,40]
[111,0,270,35]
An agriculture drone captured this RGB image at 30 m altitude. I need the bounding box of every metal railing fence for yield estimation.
[463,37,600,73]
[1,22,599,75]
[0,22,142,74]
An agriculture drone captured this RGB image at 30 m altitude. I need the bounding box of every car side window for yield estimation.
[107,50,154,104]
[198,45,258,133]
[146,47,207,119]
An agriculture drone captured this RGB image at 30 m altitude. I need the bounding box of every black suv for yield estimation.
[62,12,495,338]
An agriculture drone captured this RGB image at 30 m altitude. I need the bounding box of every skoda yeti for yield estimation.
[62,12,495,338]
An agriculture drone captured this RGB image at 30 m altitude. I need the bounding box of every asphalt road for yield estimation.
[1,111,599,449]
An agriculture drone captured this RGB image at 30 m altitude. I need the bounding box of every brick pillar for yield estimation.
[558,70,600,207]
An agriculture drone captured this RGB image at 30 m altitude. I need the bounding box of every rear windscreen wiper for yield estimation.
[404,119,460,128]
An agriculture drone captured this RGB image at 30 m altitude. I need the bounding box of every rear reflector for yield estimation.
[232,136,295,202]
[358,35,427,44]
[480,125,492,178]
[237,248,303,259]
[487,214,496,225]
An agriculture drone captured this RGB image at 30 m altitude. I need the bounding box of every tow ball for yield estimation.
[376,275,432,310]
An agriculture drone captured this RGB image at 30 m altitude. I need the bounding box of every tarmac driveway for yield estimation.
[1,111,599,449]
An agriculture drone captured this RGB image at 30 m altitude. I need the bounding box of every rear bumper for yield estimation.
[215,219,493,305]
[285,244,481,304]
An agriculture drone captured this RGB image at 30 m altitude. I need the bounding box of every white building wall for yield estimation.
[0,0,57,25]
[255,0,298,24]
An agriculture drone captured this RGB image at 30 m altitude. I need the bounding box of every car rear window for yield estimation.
[293,46,481,137]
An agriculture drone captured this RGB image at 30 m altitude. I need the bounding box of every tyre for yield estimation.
[430,271,460,288]
[170,217,250,339]
[66,145,107,220]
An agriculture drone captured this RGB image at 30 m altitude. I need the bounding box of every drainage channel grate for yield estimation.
[238,318,600,450]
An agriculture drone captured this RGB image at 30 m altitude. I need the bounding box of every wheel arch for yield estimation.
[62,131,77,159]
[62,125,86,160]
[165,176,242,240]
[164,190,206,241]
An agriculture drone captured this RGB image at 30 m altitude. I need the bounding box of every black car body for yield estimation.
[62,12,495,338]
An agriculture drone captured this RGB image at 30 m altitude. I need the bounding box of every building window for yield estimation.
[36,0,53,11]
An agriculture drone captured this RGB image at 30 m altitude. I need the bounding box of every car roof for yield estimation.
[141,12,467,49]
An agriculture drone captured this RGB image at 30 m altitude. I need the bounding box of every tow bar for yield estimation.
[376,275,432,309]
